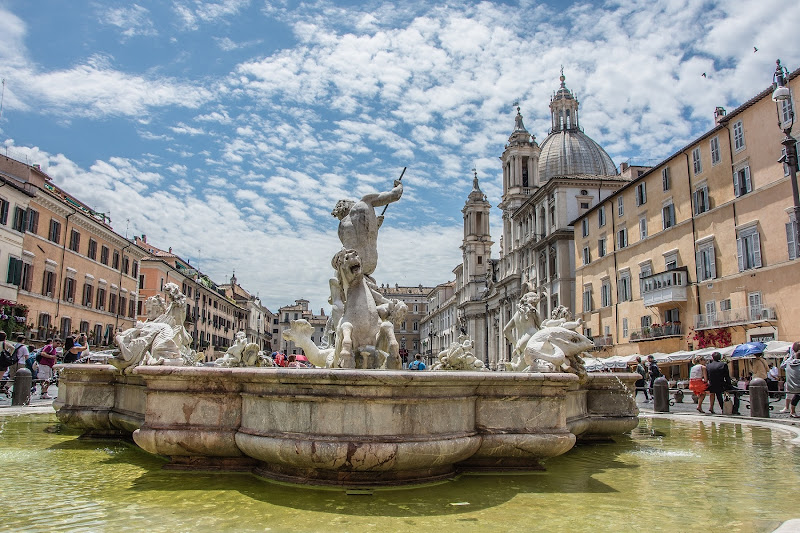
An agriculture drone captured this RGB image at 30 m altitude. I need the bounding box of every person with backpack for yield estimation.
[634,356,650,402]
[646,354,661,398]
[408,354,426,371]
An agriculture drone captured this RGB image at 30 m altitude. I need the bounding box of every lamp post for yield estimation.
[772,59,799,257]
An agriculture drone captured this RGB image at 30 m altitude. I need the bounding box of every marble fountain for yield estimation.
[54,176,638,487]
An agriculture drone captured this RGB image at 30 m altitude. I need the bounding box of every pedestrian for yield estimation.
[62,336,82,364]
[780,342,800,415]
[646,354,661,398]
[706,351,740,415]
[37,338,60,399]
[634,356,649,401]
[8,334,30,381]
[286,354,302,368]
[0,331,12,395]
[767,363,780,397]
[689,355,709,413]
[408,354,426,371]
[751,352,769,380]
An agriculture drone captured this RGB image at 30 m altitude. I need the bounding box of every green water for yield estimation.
[1,414,798,533]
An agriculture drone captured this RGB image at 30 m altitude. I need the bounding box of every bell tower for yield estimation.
[549,67,581,133]
[461,169,493,299]
[498,105,540,257]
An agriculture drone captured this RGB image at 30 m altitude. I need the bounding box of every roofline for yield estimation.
[575,66,800,222]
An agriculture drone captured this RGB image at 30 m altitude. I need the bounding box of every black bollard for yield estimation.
[653,376,670,413]
[11,368,32,406]
[749,377,769,418]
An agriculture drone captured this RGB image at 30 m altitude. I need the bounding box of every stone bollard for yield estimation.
[653,376,670,413]
[11,368,32,406]
[749,377,769,418]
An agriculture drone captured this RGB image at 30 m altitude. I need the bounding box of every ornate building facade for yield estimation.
[423,73,628,369]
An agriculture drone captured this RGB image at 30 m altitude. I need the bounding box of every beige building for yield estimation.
[275,299,328,356]
[420,281,457,366]
[220,273,274,352]
[0,156,146,346]
[575,67,800,361]
[374,283,432,365]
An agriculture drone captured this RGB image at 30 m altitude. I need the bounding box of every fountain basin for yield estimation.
[54,365,639,486]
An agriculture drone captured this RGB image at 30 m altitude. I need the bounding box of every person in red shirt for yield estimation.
[37,338,61,399]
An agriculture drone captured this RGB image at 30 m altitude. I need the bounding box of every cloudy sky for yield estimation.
[0,0,798,313]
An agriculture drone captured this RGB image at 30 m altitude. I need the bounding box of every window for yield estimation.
[598,237,606,258]
[748,292,762,320]
[662,167,671,191]
[48,219,61,243]
[737,226,762,271]
[664,251,678,271]
[582,218,589,237]
[710,136,721,165]
[733,120,745,151]
[601,279,611,307]
[635,183,647,206]
[582,285,592,312]
[132,261,139,279]
[63,277,76,302]
[787,219,800,260]
[122,256,130,275]
[82,283,93,306]
[733,165,751,197]
[69,229,81,252]
[12,207,25,232]
[662,203,675,229]
[617,196,624,217]
[720,299,731,312]
[618,271,632,302]
[21,262,32,291]
[780,98,794,126]
[622,318,628,338]
[109,293,118,314]
[665,308,680,323]
[598,206,606,227]
[639,217,647,239]
[96,287,106,310]
[696,242,716,281]
[582,246,590,266]
[694,185,709,215]
[42,271,56,297]
[6,256,23,286]
[617,227,628,249]
[641,315,652,329]
[100,246,109,265]
[692,147,702,174]
[87,239,97,260]
[0,198,8,225]
[112,250,120,270]
[705,301,716,324]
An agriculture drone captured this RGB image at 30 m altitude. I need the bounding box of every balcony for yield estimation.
[629,323,683,342]
[693,305,777,330]
[641,268,688,307]
[592,335,613,347]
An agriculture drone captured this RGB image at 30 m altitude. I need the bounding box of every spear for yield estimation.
[380,166,406,216]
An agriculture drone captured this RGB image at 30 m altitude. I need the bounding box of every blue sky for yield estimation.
[0,0,798,313]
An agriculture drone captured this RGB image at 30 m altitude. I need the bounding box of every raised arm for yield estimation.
[362,179,403,208]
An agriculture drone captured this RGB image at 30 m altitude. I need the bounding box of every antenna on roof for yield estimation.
[0,79,5,120]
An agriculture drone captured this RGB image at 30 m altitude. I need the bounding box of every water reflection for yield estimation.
[0,414,798,533]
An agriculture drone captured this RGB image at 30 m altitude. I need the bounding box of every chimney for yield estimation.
[168,247,172,253]
[620,162,629,172]
[714,106,727,124]
[141,234,147,243]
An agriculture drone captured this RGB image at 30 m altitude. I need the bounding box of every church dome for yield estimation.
[538,129,616,180]
[537,70,617,181]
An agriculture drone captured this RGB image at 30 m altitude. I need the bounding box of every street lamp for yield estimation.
[772,59,799,258]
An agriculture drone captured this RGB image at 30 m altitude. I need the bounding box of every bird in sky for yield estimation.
[702,73,707,78]
[754,46,758,53]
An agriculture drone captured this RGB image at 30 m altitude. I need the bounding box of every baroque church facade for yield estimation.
[422,73,633,369]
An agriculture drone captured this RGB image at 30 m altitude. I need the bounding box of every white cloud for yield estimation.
[99,4,157,39]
